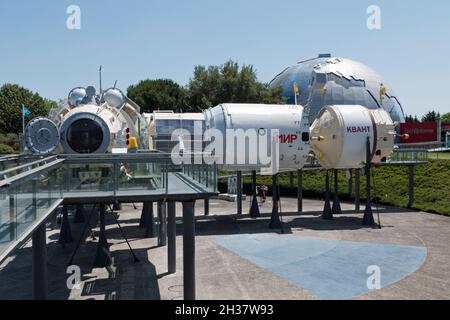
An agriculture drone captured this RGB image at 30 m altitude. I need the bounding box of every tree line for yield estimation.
[126,60,285,113]
[405,110,449,123]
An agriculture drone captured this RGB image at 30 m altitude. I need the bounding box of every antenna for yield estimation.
[113,80,117,89]
[99,65,103,94]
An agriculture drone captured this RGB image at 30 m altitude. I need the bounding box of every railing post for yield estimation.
[29,179,37,222]
[65,164,70,192]
[113,163,118,198]
[9,189,16,241]
[289,172,294,190]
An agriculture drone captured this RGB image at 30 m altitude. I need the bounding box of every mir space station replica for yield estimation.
[24,54,403,168]
[23,54,407,223]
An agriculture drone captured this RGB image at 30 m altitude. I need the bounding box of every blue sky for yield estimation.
[0,0,449,116]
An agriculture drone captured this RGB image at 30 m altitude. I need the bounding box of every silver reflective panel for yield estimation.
[270,55,405,123]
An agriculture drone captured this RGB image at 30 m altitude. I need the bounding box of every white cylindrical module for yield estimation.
[310,105,395,169]
[59,104,123,154]
[203,104,310,171]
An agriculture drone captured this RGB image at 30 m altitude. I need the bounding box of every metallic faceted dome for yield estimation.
[270,54,405,123]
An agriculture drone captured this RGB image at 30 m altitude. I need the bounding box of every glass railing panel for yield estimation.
[117,161,163,193]
[0,187,14,254]
[15,179,35,238]
[63,163,114,194]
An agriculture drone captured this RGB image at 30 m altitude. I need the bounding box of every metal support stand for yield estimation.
[58,206,73,246]
[332,169,342,215]
[204,199,209,216]
[297,169,303,213]
[289,172,294,190]
[108,205,139,263]
[407,165,415,209]
[183,201,196,300]
[73,204,85,223]
[167,201,176,274]
[236,171,242,215]
[32,223,48,300]
[139,202,149,228]
[113,203,122,211]
[362,137,375,226]
[348,169,353,197]
[249,170,260,218]
[322,171,333,220]
[355,169,361,213]
[144,202,156,238]
[269,174,282,229]
[158,202,167,247]
[93,204,112,268]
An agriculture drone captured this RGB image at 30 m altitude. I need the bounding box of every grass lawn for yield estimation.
[428,153,450,160]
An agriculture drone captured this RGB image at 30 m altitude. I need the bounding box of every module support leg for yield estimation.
[249,170,260,218]
[237,171,242,215]
[322,171,333,220]
[269,174,281,229]
[183,201,196,300]
[204,199,209,216]
[407,165,415,209]
[58,206,73,246]
[167,201,176,274]
[142,202,156,238]
[348,169,353,197]
[362,137,375,226]
[355,169,361,213]
[297,169,303,213]
[289,172,294,190]
[332,169,342,215]
[32,223,48,300]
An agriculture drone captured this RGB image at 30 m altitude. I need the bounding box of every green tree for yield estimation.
[127,79,189,113]
[441,112,450,122]
[0,84,54,134]
[0,143,15,155]
[421,110,441,122]
[187,60,285,110]
[405,114,420,123]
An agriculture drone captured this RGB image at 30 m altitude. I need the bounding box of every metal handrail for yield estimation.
[0,155,58,179]
[0,158,65,188]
